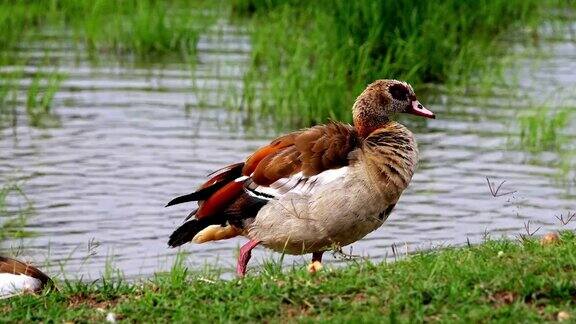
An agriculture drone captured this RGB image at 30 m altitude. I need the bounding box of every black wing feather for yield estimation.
[168,217,220,248]
[165,163,244,207]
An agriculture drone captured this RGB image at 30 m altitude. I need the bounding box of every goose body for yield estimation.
[244,122,418,254]
[167,79,435,276]
[0,256,52,299]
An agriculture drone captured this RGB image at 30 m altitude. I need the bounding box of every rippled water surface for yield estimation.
[1,23,575,278]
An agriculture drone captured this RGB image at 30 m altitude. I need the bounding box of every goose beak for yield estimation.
[406,100,435,119]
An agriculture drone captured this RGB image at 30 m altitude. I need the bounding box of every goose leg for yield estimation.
[308,251,324,273]
[236,240,261,277]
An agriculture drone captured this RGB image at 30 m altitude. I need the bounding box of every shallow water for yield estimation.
[1,22,575,279]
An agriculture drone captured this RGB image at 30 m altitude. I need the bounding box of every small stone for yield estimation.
[557,311,570,322]
[106,312,117,323]
[540,232,560,246]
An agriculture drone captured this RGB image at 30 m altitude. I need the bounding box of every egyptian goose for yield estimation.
[167,79,435,276]
[0,256,54,299]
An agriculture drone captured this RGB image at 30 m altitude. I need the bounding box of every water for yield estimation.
[1,22,575,279]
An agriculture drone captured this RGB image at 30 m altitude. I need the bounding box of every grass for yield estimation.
[231,0,566,127]
[0,68,20,128]
[518,107,573,152]
[25,70,66,128]
[0,68,65,129]
[0,182,34,241]
[515,106,576,186]
[2,231,575,321]
[0,0,222,128]
[0,0,220,62]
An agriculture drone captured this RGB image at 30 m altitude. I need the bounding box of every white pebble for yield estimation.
[106,312,117,323]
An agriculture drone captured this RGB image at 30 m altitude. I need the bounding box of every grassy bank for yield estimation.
[232,0,565,126]
[3,231,575,322]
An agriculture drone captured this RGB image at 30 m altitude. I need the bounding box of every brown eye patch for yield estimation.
[389,84,409,101]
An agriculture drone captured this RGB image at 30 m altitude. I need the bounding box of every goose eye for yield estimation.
[389,84,409,101]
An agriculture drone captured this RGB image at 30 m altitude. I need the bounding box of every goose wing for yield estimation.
[167,122,360,247]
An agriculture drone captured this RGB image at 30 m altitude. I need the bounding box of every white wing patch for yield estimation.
[0,273,42,299]
[234,175,250,182]
[245,167,349,200]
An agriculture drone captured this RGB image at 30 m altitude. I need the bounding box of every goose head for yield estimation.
[352,79,435,137]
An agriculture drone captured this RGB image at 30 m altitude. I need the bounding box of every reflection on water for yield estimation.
[0,22,575,279]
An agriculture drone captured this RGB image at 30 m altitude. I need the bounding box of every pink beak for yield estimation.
[406,100,435,119]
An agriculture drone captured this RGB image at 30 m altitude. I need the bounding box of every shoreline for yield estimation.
[3,231,574,322]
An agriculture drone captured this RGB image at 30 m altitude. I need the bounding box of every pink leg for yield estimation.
[236,240,261,277]
[312,251,323,263]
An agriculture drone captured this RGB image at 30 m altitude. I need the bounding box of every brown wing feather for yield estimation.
[251,122,359,184]
[251,146,302,185]
[0,256,52,292]
[167,122,359,246]
[243,133,299,176]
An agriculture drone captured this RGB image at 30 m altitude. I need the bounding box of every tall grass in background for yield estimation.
[0,0,220,128]
[232,0,562,126]
[69,0,214,60]
[25,71,66,128]
[0,182,34,241]
[0,68,20,128]
[517,107,575,187]
[0,0,219,61]
[519,108,572,152]
[0,64,65,129]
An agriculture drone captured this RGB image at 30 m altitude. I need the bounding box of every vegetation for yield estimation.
[232,0,566,126]
[25,71,66,128]
[0,0,223,128]
[2,231,575,322]
[514,106,575,184]
[0,68,65,129]
[0,0,220,61]
[0,68,19,128]
[0,182,34,241]
[519,107,572,152]
[0,0,571,131]
[0,3,573,321]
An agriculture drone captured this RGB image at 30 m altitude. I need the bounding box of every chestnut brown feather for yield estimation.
[0,256,54,292]
[242,133,298,176]
[165,163,244,207]
[251,146,302,186]
[251,122,359,185]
